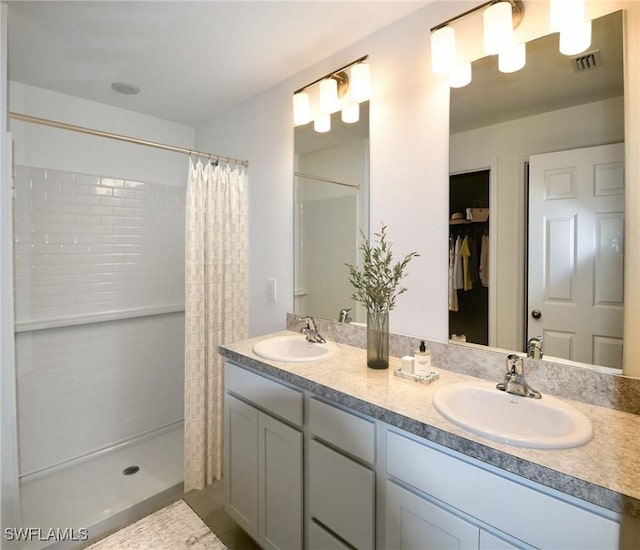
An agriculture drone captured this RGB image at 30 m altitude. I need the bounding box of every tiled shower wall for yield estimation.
[13,166,186,476]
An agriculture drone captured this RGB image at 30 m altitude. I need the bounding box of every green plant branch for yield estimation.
[345,224,419,314]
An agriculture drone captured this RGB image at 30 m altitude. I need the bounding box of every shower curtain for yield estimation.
[184,159,248,492]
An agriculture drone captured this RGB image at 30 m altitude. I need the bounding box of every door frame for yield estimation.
[450,159,498,347]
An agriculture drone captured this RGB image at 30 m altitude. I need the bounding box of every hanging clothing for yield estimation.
[453,235,464,290]
[449,238,459,312]
[480,233,490,287]
[469,233,480,285]
[460,235,472,291]
[184,159,248,492]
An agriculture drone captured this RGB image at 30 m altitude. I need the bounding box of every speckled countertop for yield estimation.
[220,330,640,518]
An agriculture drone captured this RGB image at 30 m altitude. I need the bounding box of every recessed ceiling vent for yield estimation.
[571,50,602,73]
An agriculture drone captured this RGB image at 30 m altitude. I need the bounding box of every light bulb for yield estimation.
[314,113,331,133]
[319,78,338,113]
[292,92,311,126]
[341,104,359,124]
[449,63,472,88]
[499,43,526,73]
[430,26,456,74]
[350,62,371,102]
[559,20,592,55]
[550,0,586,33]
[484,1,513,56]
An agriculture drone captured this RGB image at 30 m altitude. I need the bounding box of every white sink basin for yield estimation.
[252,334,337,363]
[432,381,593,449]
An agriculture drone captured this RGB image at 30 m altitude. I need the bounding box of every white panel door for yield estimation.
[258,412,303,550]
[528,143,624,368]
[224,394,259,540]
[386,481,479,550]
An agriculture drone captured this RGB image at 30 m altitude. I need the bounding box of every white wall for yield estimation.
[450,96,624,351]
[10,82,193,187]
[196,1,640,368]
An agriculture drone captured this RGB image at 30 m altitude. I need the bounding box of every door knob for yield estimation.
[531,309,542,320]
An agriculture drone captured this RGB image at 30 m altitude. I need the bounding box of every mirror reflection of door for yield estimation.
[449,170,490,346]
[527,143,624,369]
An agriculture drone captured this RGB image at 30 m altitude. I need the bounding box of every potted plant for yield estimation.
[346,225,418,369]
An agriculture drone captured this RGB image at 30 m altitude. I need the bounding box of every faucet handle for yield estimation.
[505,354,523,375]
[527,336,543,359]
[338,308,352,323]
[300,315,316,329]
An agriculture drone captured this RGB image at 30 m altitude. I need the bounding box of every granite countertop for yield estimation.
[220,330,640,518]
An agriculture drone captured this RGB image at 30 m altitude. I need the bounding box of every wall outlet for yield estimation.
[267,279,277,301]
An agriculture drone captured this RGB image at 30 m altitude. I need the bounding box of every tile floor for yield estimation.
[184,481,260,550]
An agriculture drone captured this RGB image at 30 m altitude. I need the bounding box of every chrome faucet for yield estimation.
[300,316,326,344]
[527,336,543,359]
[338,308,352,323]
[497,354,541,399]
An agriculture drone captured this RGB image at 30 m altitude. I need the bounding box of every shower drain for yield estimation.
[122,465,140,476]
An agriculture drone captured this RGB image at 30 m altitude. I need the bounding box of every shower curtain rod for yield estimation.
[295,171,360,189]
[8,111,249,168]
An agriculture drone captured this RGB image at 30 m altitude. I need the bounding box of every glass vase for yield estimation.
[367,309,389,369]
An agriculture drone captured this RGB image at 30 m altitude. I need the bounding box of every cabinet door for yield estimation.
[386,481,479,550]
[225,393,259,540]
[309,439,375,549]
[308,520,352,550]
[258,412,303,550]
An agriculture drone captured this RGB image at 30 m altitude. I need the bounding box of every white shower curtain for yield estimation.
[184,159,248,492]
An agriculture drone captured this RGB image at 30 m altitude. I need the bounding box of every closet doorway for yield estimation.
[449,170,490,346]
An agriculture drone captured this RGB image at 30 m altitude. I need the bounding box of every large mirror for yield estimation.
[449,11,625,371]
[293,103,370,323]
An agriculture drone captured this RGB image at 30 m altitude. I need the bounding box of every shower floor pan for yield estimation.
[19,424,184,549]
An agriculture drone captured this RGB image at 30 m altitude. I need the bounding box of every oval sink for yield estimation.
[433,381,593,449]
[252,334,337,363]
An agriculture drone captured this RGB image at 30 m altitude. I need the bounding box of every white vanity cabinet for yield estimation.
[385,429,620,550]
[307,398,376,549]
[224,363,303,550]
[223,359,626,550]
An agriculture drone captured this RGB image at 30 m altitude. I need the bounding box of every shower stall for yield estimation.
[5,82,191,548]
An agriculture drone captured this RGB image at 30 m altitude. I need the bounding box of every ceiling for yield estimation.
[6,0,430,127]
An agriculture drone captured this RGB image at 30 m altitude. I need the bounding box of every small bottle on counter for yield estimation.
[414,340,431,376]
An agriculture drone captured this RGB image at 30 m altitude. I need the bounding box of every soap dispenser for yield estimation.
[414,340,431,376]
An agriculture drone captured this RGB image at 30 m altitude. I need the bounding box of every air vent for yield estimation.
[571,50,602,73]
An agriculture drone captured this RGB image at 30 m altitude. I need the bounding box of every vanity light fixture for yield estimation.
[293,91,311,125]
[319,77,339,113]
[292,55,369,133]
[483,1,514,56]
[499,42,526,73]
[430,0,525,88]
[350,62,371,102]
[551,0,592,56]
[341,103,360,124]
[314,113,331,133]
[449,63,472,88]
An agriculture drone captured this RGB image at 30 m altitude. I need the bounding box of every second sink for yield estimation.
[433,381,593,449]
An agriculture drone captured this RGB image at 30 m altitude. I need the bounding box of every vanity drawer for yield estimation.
[309,439,375,549]
[225,362,303,427]
[308,519,351,550]
[386,430,619,550]
[309,397,376,464]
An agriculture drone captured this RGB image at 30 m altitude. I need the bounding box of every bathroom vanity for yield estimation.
[220,331,640,550]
